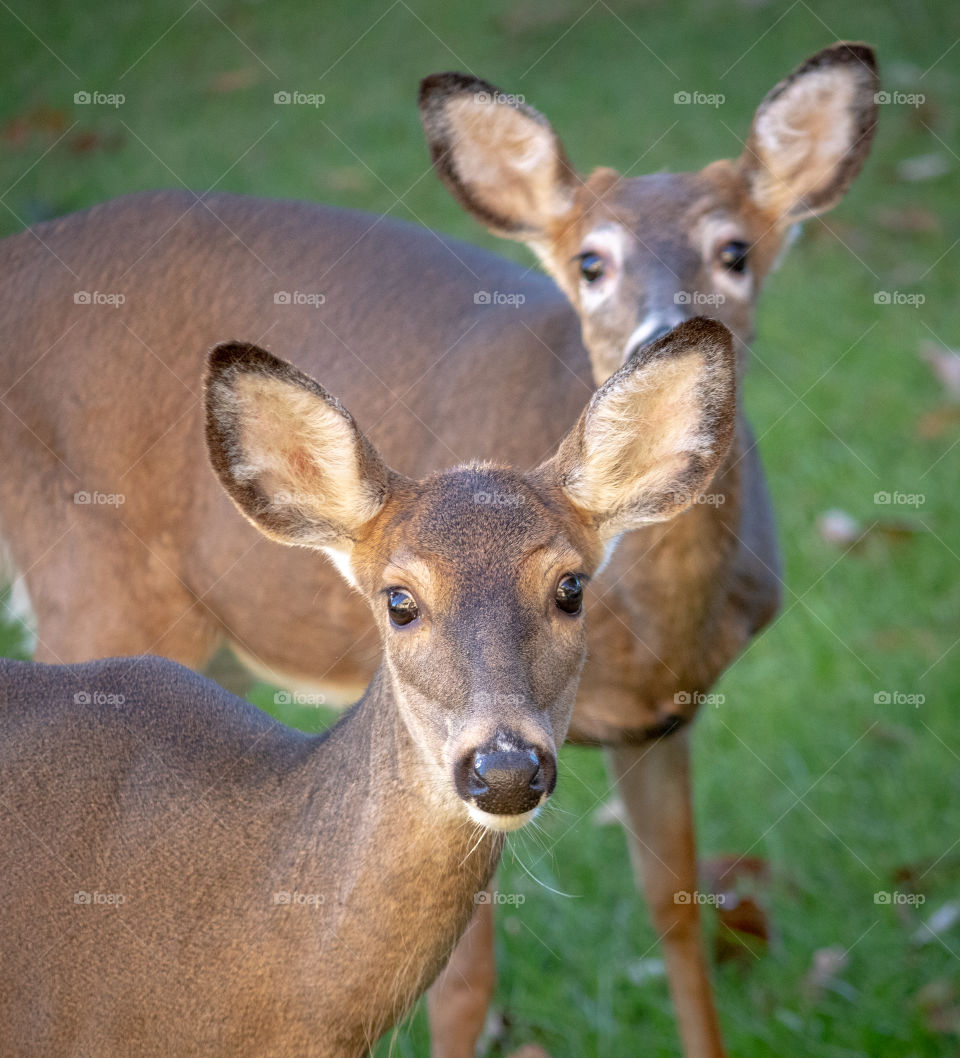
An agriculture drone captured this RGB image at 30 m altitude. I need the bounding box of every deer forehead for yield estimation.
[356,469,587,589]
[562,166,752,265]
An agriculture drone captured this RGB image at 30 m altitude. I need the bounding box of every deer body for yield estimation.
[0,657,498,1057]
[0,327,737,1056]
[0,189,763,737]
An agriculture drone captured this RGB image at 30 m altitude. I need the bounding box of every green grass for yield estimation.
[2,0,959,1054]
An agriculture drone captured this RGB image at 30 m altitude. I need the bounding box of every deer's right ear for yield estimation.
[204,342,395,565]
[419,72,579,240]
[548,319,737,541]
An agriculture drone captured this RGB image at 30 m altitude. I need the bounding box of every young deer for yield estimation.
[0,43,877,1057]
[0,323,736,1058]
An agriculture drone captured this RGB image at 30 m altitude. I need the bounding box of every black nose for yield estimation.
[455,743,557,816]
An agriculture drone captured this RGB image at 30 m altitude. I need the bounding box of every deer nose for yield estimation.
[455,744,556,816]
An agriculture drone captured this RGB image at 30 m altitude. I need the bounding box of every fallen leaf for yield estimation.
[209,68,261,94]
[916,405,960,439]
[898,154,951,183]
[913,901,960,946]
[874,205,942,234]
[817,509,861,546]
[700,855,772,963]
[914,978,960,1036]
[68,130,124,155]
[803,945,857,1003]
[592,795,626,827]
[919,341,960,401]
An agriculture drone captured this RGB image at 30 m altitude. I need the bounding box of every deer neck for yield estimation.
[282,667,504,1041]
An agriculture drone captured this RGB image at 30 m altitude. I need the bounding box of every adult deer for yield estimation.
[0,42,877,1057]
[0,326,735,1057]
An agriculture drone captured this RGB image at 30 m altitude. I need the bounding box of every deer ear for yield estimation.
[549,319,736,541]
[204,342,396,564]
[419,72,579,241]
[740,42,878,224]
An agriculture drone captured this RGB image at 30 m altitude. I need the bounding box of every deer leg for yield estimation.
[607,727,726,1058]
[427,893,496,1058]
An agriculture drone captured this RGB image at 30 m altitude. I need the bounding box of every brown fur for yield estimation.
[0,42,878,1058]
[0,328,735,1056]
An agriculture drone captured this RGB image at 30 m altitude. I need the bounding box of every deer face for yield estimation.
[420,42,878,384]
[203,319,737,831]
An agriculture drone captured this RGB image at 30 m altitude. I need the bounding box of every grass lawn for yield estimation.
[1,0,959,1054]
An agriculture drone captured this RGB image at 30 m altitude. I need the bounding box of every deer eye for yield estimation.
[387,588,420,627]
[555,573,583,615]
[576,252,606,283]
[718,240,749,274]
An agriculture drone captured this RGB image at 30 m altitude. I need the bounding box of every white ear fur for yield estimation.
[205,343,393,557]
[742,43,878,223]
[555,319,736,540]
[420,73,578,239]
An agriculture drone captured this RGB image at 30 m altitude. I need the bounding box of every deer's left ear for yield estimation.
[740,42,879,224]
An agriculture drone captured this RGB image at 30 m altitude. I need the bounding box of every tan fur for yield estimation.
[0,42,878,1058]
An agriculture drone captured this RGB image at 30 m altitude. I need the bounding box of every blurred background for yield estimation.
[0,1,958,1054]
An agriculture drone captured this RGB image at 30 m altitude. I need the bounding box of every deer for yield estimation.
[0,42,878,1058]
[0,323,736,1058]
